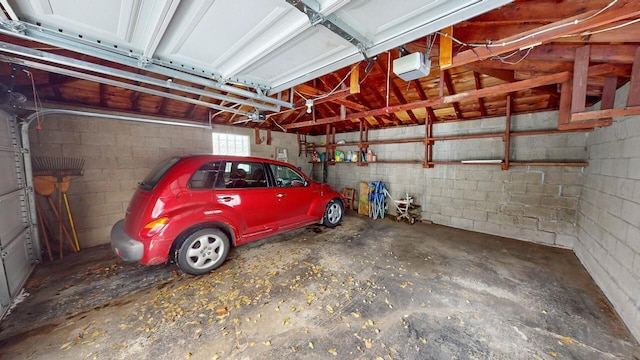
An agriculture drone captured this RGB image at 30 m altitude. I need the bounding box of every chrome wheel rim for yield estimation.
[326,202,342,224]
[186,234,224,270]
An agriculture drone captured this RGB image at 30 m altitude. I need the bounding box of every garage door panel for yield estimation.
[2,229,32,298]
[0,111,35,318]
[0,191,26,247]
[0,151,19,195]
[0,115,12,148]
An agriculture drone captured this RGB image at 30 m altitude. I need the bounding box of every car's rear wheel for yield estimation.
[175,228,230,275]
[323,199,343,227]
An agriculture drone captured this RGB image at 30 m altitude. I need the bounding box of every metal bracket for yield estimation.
[0,19,25,34]
[286,0,372,52]
[137,55,153,68]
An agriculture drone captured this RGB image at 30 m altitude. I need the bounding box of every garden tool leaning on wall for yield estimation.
[32,157,84,257]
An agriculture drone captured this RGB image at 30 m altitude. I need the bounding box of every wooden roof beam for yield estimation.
[412,79,438,122]
[472,71,486,117]
[442,69,463,119]
[285,71,571,129]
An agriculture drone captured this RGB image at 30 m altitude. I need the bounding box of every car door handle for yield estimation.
[219,196,233,202]
[276,193,286,198]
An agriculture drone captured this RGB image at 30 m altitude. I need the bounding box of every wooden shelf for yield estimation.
[320,106,590,170]
[374,160,423,165]
[428,161,588,167]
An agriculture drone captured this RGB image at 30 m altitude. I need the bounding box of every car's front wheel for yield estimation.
[175,228,230,275]
[323,199,343,227]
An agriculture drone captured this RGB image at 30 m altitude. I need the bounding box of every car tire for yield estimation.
[323,199,343,228]
[175,228,230,275]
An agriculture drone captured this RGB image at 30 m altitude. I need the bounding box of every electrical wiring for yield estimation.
[433,0,619,64]
[466,0,618,48]
[561,17,640,37]
[293,63,360,102]
[436,0,619,50]
[486,46,533,65]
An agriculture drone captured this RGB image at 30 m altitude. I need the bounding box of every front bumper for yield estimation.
[110,219,144,262]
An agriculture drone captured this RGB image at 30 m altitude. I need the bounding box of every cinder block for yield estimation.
[615,240,636,271]
[499,224,522,238]
[501,204,524,216]
[557,208,577,223]
[451,217,474,229]
[524,207,557,221]
[510,194,542,206]
[621,200,640,225]
[539,196,578,209]
[511,172,543,184]
[519,228,556,245]
[526,184,561,196]
[555,234,576,248]
[473,221,501,235]
[101,145,133,159]
[488,213,538,229]
[431,213,451,225]
[625,226,640,253]
[463,189,486,201]
[462,208,487,221]
[61,144,103,158]
[81,132,116,146]
[442,206,463,217]
[473,181,500,194]
[491,171,510,182]
[480,190,504,203]
[504,183,526,194]
[622,136,640,158]
[627,158,640,180]
[602,212,629,243]
[561,185,582,197]
[538,221,576,236]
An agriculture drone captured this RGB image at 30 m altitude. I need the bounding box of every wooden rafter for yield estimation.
[472,71,486,116]
[285,71,571,129]
[446,0,640,69]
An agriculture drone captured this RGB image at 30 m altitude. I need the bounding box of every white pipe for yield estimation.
[23,108,212,129]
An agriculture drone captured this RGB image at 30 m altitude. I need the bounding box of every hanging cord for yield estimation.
[24,70,43,130]
[385,51,390,109]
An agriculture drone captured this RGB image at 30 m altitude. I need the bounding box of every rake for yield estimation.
[32,157,85,254]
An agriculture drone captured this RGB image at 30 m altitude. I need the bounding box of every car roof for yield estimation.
[180,154,288,166]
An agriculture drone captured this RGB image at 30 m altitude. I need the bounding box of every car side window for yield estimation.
[224,161,268,188]
[188,161,224,190]
[269,164,307,188]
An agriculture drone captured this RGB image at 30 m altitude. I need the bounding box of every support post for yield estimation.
[571,45,590,114]
[424,111,434,168]
[502,94,512,171]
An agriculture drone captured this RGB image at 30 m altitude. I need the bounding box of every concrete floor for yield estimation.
[1,213,639,360]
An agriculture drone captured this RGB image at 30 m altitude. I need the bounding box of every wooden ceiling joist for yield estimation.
[447,0,640,69]
[285,71,572,130]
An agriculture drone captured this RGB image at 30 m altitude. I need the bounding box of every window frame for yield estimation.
[212,132,250,156]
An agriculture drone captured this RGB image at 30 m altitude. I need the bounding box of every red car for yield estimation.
[111,155,344,275]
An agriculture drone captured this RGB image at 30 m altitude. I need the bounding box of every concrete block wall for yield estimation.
[317,112,587,248]
[575,83,640,340]
[28,113,306,249]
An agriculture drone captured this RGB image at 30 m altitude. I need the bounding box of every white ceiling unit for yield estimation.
[0,0,512,110]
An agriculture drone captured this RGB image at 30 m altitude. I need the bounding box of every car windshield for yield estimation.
[139,156,181,190]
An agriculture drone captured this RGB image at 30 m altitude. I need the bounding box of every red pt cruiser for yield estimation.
[111,155,344,275]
